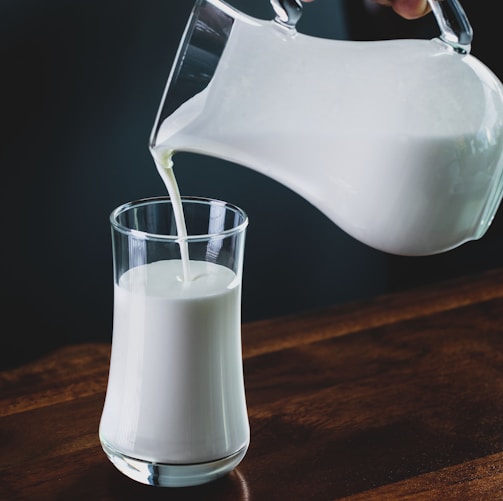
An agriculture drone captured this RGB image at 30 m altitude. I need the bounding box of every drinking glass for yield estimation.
[99,196,249,487]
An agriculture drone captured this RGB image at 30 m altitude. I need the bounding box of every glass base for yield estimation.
[100,439,249,487]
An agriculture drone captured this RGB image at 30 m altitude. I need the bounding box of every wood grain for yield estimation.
[1,268,503,500]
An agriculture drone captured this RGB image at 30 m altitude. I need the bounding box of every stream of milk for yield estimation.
[151,149,192,281]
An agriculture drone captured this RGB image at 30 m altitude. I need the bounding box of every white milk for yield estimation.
[99,259,249,463]
[151,150,192,280]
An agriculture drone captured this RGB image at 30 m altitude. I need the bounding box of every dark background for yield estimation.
[2,0,501,369]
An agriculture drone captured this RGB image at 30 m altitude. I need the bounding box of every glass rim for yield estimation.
[110,196,249,242]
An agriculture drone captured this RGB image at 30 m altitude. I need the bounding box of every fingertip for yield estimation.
[392,0,431,20]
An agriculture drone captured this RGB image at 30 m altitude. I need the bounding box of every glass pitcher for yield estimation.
[150,0,503,256]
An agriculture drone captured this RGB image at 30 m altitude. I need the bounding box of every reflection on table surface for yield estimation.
[1,268,503,500]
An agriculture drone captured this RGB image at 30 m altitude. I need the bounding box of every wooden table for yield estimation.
[2,268,503,500]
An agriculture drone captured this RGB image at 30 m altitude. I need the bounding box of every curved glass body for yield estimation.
[100,197,249,487]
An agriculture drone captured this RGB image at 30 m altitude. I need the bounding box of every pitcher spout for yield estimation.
[150,0,238,151]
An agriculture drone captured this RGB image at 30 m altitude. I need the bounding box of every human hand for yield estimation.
[303,0,432,20]
[371,0,431,19]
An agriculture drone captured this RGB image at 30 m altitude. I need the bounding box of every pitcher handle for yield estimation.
[428,0,472,53]
[271,0,472,50]
[271,0,303,29]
